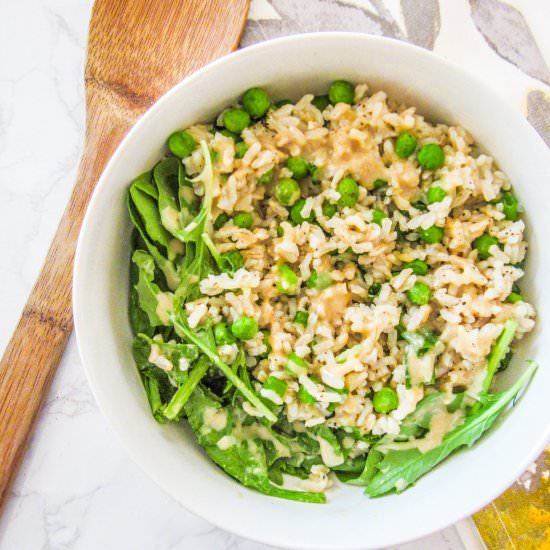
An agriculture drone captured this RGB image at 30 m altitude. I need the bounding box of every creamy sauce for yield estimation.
[203,407,228,431]
[168,238,184,256]
[315,436,344,467]
[313,283,351,322]
[161,206,180,233]
[281,473,327,493]
[216,435,236,450]
[155,292,174,325]
[238,424,291,458]
[416,410,463,453]
[380,409,464,454]
[164,268,180,292]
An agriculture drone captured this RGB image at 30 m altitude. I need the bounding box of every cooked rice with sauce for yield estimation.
[127,81,536,502]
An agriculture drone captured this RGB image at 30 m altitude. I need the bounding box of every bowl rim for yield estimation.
[74,31,550,549]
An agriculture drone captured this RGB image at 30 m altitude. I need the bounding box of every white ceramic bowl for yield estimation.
[74,33,550,549]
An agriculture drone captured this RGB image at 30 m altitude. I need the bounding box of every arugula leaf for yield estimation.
[184,386,326,503]
[173,141,213,243]
[173,312,277,422]
[481,319,518,394]
[402,328,438,357]
[136,333,199,364]
[162,356,210,421]
[364,362,537,496]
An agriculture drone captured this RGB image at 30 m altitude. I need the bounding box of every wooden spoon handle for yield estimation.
[0,112,127,508]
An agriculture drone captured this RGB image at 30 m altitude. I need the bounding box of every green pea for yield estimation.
[285,352,308,377]
[328,80,355,105]
[262,375,288,397]
[223,108,250,134]
[407,282,432,305]
[213,213,229,230]
[235,141,249,159]
[290,199,315,225]
[373,387,399,413]
[168,131,197,158]
[257,168,273,185]
[418,225,444,244]
[395,131,417,158]
[372,178,388,190]
[307,271,333,290]
[242,87,271,119]
[231,316,258,340]
[233,211,253,229]
[417,143,445,170]
[276,225,284,237]
[337,177,359,207]
[402,259,428,276]
[322,200,337,218]
[294,310,309,326]
[426,185,447,204]
[372,209,386,226]
[277,263,299,295]
[473,233,499,260]
[298,384,317,404]
[312,94,330,112]
[275,177,301,206]
[507,292,523,304]
[219,128,239,141]
[500,192,519,221]
[286,156,310,179]
[219,250,244,273]
[214,322,236,345]
[210,149,220,163]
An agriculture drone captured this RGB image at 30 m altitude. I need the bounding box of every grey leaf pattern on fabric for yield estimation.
[469,0,550,85]
[401,0,440,50]
[241,0,443,50]
[526,90,550,147]
[240,0,404,48]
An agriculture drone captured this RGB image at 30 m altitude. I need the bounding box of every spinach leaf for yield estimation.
[364,362,536,496]
[154,158,182,235]
[127,191,181,290]
[129,252,153,336]
[129,182,171,248]
[132,250,174,326]
[132,170,158,200]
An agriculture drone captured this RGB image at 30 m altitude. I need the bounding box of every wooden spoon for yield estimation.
[0,0,249,511]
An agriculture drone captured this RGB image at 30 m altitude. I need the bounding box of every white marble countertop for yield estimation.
[0,1,548,548]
